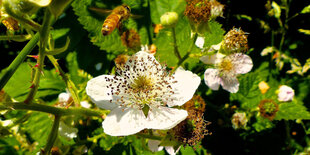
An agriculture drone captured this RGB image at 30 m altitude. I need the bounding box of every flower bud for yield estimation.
[277,85,294,102]
[160,12,179,28]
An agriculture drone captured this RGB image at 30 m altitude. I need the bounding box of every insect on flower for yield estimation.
[89,5,132,36]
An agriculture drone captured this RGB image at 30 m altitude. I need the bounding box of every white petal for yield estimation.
[146,106,188,130]
[204,68,221,90]
[231,53,253,74]
[195,36,205,49]
[126,51,163,76]
[28,0,51,6]
[200,53,225,65]
[86,75,119,110]
[168,67,200,107]
[165,146,181,155]
[221,76,239,93]
[102,107,146,136]
[148,140,164,152]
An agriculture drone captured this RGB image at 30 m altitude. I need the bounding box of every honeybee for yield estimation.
[90,5,131,36]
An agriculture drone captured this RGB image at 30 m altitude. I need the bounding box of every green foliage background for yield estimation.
[0,0,310,154]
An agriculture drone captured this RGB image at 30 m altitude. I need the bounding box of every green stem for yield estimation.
[172,27,181,60]
[0,102,104,117]
[43,115,60,155]
[177,33,198,67]
[24,9,53,104]
[47,55,80,106]
[136,133,163,140]
[0,33,39,90]
[0,34,32,42]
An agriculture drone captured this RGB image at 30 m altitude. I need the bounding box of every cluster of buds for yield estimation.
[220,28,248,54]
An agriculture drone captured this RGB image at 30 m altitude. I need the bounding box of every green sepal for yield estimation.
[142,104,150,118]
[45,37,70,55]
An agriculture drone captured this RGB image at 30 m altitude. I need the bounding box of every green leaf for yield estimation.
[155,17,200,68]
[2,63,66,101]
[72,0,149,53]
[71,0,125,53]
[253,117,274,132]
[271,1,281,18]
[275,102,310,120]
[230,72,261,103]
[149,0,186,24]
[23,112,53,147]
[301,5,310,14]
[49,0,73,18]
[203,21,225,48]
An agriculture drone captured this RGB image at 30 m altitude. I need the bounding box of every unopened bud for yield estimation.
[160,12,178,28]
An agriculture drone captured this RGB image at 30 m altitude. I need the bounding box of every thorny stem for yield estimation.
[47,55,80,107]
[24,9,53,104]
[177,33,198,67]
[172,27,182,61]
[0,102,104,117]
[43,115,60,155]
[0,33,39,90]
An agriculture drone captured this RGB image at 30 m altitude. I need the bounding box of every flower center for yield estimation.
[131,75,153,92]
[219,59,233,72]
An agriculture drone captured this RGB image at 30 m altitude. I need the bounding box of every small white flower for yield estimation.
[58,121,78,140]
[202,53,253,93]
[86,51,201,136]
[148,140,181,155]
[278,85,294,102]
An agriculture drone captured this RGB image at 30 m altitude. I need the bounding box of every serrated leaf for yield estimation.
[230,72,261,103]
[71,0,125,53]
[275,102,310,120]
[203,21,225,48]
[155,17,200,68]
[253,117,274,132]
[72,0,149,53]
[2,63,66,101]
